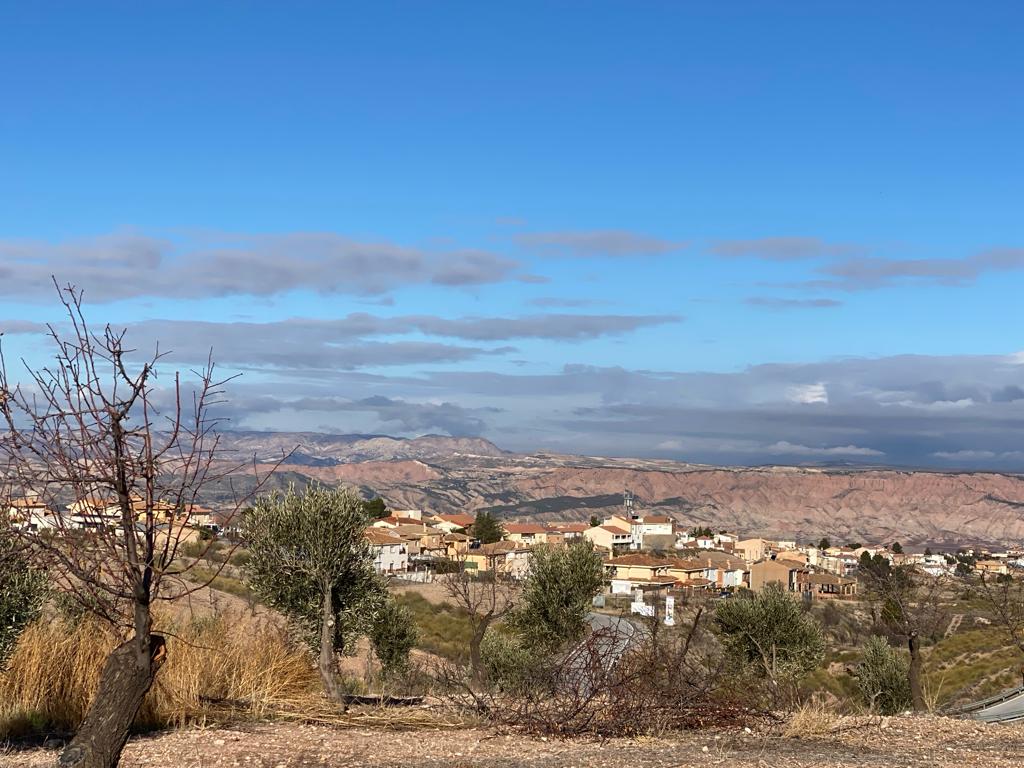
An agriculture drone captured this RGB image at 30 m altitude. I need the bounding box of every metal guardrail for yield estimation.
[950,684,1024,718]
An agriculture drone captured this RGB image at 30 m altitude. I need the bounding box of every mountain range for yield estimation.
[213,431,1024,549]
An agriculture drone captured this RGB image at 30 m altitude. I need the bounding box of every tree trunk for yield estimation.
[57,633,166,768]
[468,615,493,684]
[908,631,925,712]
[318,585,343,702]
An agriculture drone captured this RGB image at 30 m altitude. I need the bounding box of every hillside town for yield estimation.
[10,489,1017,610]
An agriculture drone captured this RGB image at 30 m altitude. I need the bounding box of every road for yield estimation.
[957,685,1024,723]
[586,611,644,664]
[557,613,645,696]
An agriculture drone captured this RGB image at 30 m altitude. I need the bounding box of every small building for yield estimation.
[735,538,774,563]
[464,541,532,578]
[428,513,476,533]
[503,523,549,546]
[977,560,1010,576]
[366,527,409,574]
[584,524,634,552]
[749,559,811,596]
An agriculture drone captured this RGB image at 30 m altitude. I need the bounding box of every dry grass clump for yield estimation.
[0,610,321,737]
[782,699,843,738]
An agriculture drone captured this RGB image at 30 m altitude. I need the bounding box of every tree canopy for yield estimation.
[243,484,387,700]
[713,583,825,685]
[472,510,504,544]
[509,540,603,652]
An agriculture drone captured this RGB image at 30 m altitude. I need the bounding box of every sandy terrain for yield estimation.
[6,715,1024,768]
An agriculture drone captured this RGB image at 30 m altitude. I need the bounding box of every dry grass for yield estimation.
[0,610,321,738]
[781,699,843,738]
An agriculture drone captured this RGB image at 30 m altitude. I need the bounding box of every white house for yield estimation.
[630,515,674,549]
[365,528,409,574]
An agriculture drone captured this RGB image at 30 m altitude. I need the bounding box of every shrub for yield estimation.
[370,598,418,678]
[479,630,538,692]
[857,635,912,714]
[0,534,48,667]
[714,583,825,695]
[508,541,603,653]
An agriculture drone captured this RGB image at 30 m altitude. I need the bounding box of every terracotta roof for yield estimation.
[668,559,707,572]
[381,515,422,526]
[678,577,713,587]
[365,528,405,546]
[600,525,631,534]
[504,523,547,534]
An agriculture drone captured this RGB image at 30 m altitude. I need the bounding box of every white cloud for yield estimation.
[933,450,996,460]
[762,441,883,457]
[786,382,829,405]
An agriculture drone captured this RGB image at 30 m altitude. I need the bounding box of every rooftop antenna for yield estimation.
[624,489,637,519]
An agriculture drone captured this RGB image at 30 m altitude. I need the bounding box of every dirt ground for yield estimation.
[6,715,1024,768]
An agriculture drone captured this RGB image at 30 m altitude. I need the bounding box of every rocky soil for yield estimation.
[7,716,1024,768]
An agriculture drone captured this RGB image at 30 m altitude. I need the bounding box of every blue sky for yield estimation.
[1,2,1023,468]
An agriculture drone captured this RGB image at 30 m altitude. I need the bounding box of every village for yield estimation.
[7,490,1019,611]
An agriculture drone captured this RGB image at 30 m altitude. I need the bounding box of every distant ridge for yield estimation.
[209,431,1024,548]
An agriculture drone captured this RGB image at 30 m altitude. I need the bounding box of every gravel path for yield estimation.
[6,716,1024,767]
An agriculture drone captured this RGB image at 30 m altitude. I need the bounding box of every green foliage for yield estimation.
[480,629,539,691]
[859,551,892,579]
[362,497,389,520]
[472,510,504,545]
[0,535,47,666]
[818,537,831,551]
[243,483,386,655]
[508,540,603,653]
[713,583,825,683]
[857,635,912,714]
[924,547,933,557]
[891,542,903,554]
[393,592,474,661]
[229,549,251,567]
[691,525,713,537]
[589,514,601,528]
[369,598,418,677]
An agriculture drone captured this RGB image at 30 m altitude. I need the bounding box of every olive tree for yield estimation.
[860,564,947,711]
[509,540,604,653]
[857,635,912,714]
[369,598,418,679]
[243,484,386,701]
[442,562,517,682]
[713,583,825,690]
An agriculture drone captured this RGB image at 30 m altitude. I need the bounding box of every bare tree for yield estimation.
[861,563,948,711]
[0,284,271,768]
[441,559,517,683]
[974,573,1024,670]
